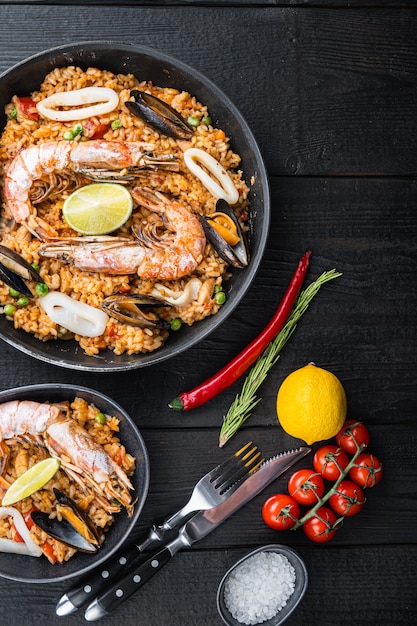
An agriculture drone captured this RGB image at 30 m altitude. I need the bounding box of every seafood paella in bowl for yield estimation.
[0,383,149,583]
[0,42,270,371]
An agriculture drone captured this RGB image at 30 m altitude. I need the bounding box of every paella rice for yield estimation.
[0,66,251,356]
[0,396,135,563]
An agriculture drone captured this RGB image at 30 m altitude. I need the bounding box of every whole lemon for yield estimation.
[276,363,347,445]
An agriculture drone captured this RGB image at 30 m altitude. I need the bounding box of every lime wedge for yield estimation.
[2,457,61,506]
[62,183,133,235]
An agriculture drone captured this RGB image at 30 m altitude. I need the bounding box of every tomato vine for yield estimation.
[262,420,383,543]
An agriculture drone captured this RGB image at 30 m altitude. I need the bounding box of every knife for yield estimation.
[56,442,261,616]
[82,446,310,621]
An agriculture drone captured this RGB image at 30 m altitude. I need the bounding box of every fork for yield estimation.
[140,440,263,550]
[56,441,262,616]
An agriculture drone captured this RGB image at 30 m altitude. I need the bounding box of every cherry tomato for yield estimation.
[288,469,325,505]
[262,494,300,530]
[336,420,370,454]
[349,453,383,488]
[313,445,349,481]
[303,506,341,543]
[329,480,366,516]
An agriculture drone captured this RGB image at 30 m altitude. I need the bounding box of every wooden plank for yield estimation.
[0,6,416,174]
[0,0,415,6]
[0,544,416,626]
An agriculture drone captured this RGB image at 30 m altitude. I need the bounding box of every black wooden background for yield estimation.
[0,2,416,625]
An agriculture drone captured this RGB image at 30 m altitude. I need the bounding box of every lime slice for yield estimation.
[62,183,133,235]
[2,457,61,506]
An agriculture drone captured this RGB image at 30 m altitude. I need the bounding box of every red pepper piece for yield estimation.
[84,120,110,139]
[12,506,38,542]
[16,97,39,120]
[169,251,311,411]
[42,540,57,564]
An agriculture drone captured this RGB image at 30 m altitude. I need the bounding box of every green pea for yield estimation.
[95,412,107,424]
[187,116,200,127]
[4,304,17,316]
[31,263,40,271]
[215,291,226,305]
[10,107,18,119]
[63,130,74,140]
[111,119,122,130]
[72,124,83,136]
[17,296,29,307]
[213,284,223,294]
[35,282,49,296]
[170,318,182,331]
[9,287,21,297]
[202,116,212,126]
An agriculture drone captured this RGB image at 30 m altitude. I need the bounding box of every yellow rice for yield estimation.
[0,66,250,356]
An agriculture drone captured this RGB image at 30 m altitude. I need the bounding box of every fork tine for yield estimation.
[208,441,254,483]
[213,444,263,493]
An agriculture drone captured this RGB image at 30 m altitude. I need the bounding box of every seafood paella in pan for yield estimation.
[0,384,148,583]
[0,64,252,358]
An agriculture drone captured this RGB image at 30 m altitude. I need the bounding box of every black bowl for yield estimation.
[217,545,308,626]
[0,41,270,371]
[0,383,149,583]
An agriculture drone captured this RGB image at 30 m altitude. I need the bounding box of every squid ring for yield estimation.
[36,87,119,121]
[39,291,109,337]
[184,148,239,205]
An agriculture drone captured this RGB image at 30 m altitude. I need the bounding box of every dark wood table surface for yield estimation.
[0,1,416,625]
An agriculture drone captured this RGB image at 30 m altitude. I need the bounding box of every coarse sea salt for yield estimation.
[223,551,296,625]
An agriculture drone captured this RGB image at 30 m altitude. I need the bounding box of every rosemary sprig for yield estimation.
[218,268,342,447]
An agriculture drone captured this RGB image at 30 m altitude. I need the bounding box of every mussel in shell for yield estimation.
[0,245,44,297]
[101,293,171,329]
[31,489,101,553]
[125,90,194,140]
[198,199,250,269]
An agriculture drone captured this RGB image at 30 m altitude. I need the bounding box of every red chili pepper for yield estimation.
[16,97,39,120]
[169,251,311,411]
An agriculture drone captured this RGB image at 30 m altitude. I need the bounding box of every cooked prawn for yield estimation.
[14,447,29,477]
[4,140,179,239]
[39,189,206,280]
[0,400,134,514]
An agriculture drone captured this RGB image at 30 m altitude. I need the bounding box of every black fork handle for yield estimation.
[56,539,144,615]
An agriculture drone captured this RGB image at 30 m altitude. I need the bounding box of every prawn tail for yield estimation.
[27,215,59,240]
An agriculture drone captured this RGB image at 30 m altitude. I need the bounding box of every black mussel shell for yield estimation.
[214,199,251,266]
[198,199,250,269]
[125,90,194,139]
[101,293,171,329]
[53,488,101,546]
[31,511,98,554]
[0,244,44,297]
[31,488,101,553]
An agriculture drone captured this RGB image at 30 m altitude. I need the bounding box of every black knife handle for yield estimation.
[84,546,172,620]
[59,541,144,613]
[57,523,176,615]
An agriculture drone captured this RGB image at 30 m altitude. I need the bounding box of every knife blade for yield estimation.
[83,446,310,621]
